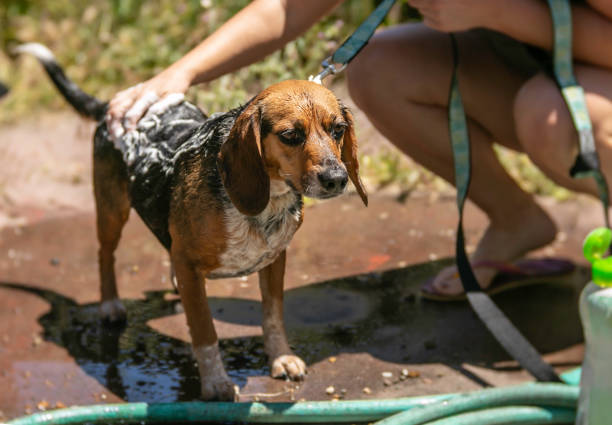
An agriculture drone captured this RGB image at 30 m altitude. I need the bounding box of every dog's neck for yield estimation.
[269,179,292,198]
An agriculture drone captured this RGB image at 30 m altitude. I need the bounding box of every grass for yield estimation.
[0,0,381,123]
[355,143,572,202]
[495,145,573,201]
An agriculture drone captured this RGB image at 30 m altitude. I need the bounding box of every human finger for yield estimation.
[123,91,160,131]
[106,84,144,139]
[106,98,135,140]
[146,93,185,117]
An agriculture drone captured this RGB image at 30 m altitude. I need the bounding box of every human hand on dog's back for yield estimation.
[105,0,343,140]
[106,70,190,139]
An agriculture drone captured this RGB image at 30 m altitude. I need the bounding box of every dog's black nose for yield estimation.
[318,167,348,193]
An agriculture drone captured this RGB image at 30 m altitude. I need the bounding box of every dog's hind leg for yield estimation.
[93,139,131,324]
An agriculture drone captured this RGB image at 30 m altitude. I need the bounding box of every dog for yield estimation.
[16,43,368,401]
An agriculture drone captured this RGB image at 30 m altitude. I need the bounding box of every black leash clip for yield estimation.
[308,56,347,85]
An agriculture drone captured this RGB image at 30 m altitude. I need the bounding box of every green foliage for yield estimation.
[495,145,573,200]
[0,1,569,198]
[0,0,385,120]
[361,149,447,194]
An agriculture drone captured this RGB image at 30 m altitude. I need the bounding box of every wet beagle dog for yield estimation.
[17,44,367,401]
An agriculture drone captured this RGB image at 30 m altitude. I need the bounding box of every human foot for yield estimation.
[421,258,575,301]
[424,203,558,297]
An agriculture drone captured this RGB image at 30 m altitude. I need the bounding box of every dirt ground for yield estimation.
[0,96,605,421]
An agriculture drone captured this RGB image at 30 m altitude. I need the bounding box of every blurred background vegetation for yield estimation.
[1,0,408,119]
[0,0,569,199]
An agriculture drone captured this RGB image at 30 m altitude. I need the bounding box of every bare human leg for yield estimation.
[347,24,557,296]
[514,66,612,200]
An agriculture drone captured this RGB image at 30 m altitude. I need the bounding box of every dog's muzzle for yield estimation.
[317,165,348,197]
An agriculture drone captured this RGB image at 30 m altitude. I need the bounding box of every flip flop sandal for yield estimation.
[420,258,576,302]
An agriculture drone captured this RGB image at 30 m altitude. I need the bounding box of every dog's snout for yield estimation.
[318,167,348,193]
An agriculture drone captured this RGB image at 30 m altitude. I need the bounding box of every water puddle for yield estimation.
[1,258,586,404]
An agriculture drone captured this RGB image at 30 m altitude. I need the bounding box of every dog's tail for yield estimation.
[14,43,107,121]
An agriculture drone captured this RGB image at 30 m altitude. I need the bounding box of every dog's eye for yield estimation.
[278,129,304,146]
[330,123,347,142]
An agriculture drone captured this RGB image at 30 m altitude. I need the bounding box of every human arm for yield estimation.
[107,0,343,138]
[406,0,612,70]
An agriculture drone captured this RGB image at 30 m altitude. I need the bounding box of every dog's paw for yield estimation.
[271,355,307,381]
[100,299,127,324]
[201,377,239,401]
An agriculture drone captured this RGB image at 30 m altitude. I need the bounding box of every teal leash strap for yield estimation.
[547,0,610,226]
[449,0,610,383]
[311,0,575,383]
[331,0,397,65]
[448,38,478,294]
[310,0,397,83]
[448,34,561,382]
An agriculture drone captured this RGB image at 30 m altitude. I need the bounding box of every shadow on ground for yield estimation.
[0,259,588,403]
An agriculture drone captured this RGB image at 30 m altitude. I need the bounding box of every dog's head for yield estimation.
[218,80,367,216]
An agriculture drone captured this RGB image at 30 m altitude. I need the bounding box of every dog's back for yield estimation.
[15,43,242,248]
[113,104,242,248]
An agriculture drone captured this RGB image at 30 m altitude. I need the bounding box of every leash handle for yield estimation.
[547,0,610,226]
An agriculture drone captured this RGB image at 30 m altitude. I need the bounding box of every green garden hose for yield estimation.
[9,377,579,425]
[373,383,578,425]
[393,406,575,425]
[8,395,454,425]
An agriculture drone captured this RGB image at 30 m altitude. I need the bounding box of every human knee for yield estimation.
[346,38,386,111]
[348,23,452,112]
[513,74,575,162]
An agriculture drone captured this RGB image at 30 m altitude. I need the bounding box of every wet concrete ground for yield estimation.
[0,191,601,421]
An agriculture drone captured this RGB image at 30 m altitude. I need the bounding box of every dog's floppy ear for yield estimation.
[218,104,270,216]
[341,106,368,206]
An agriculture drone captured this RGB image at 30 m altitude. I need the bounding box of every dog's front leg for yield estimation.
[171,255,237,401]
[258,250,306,380]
